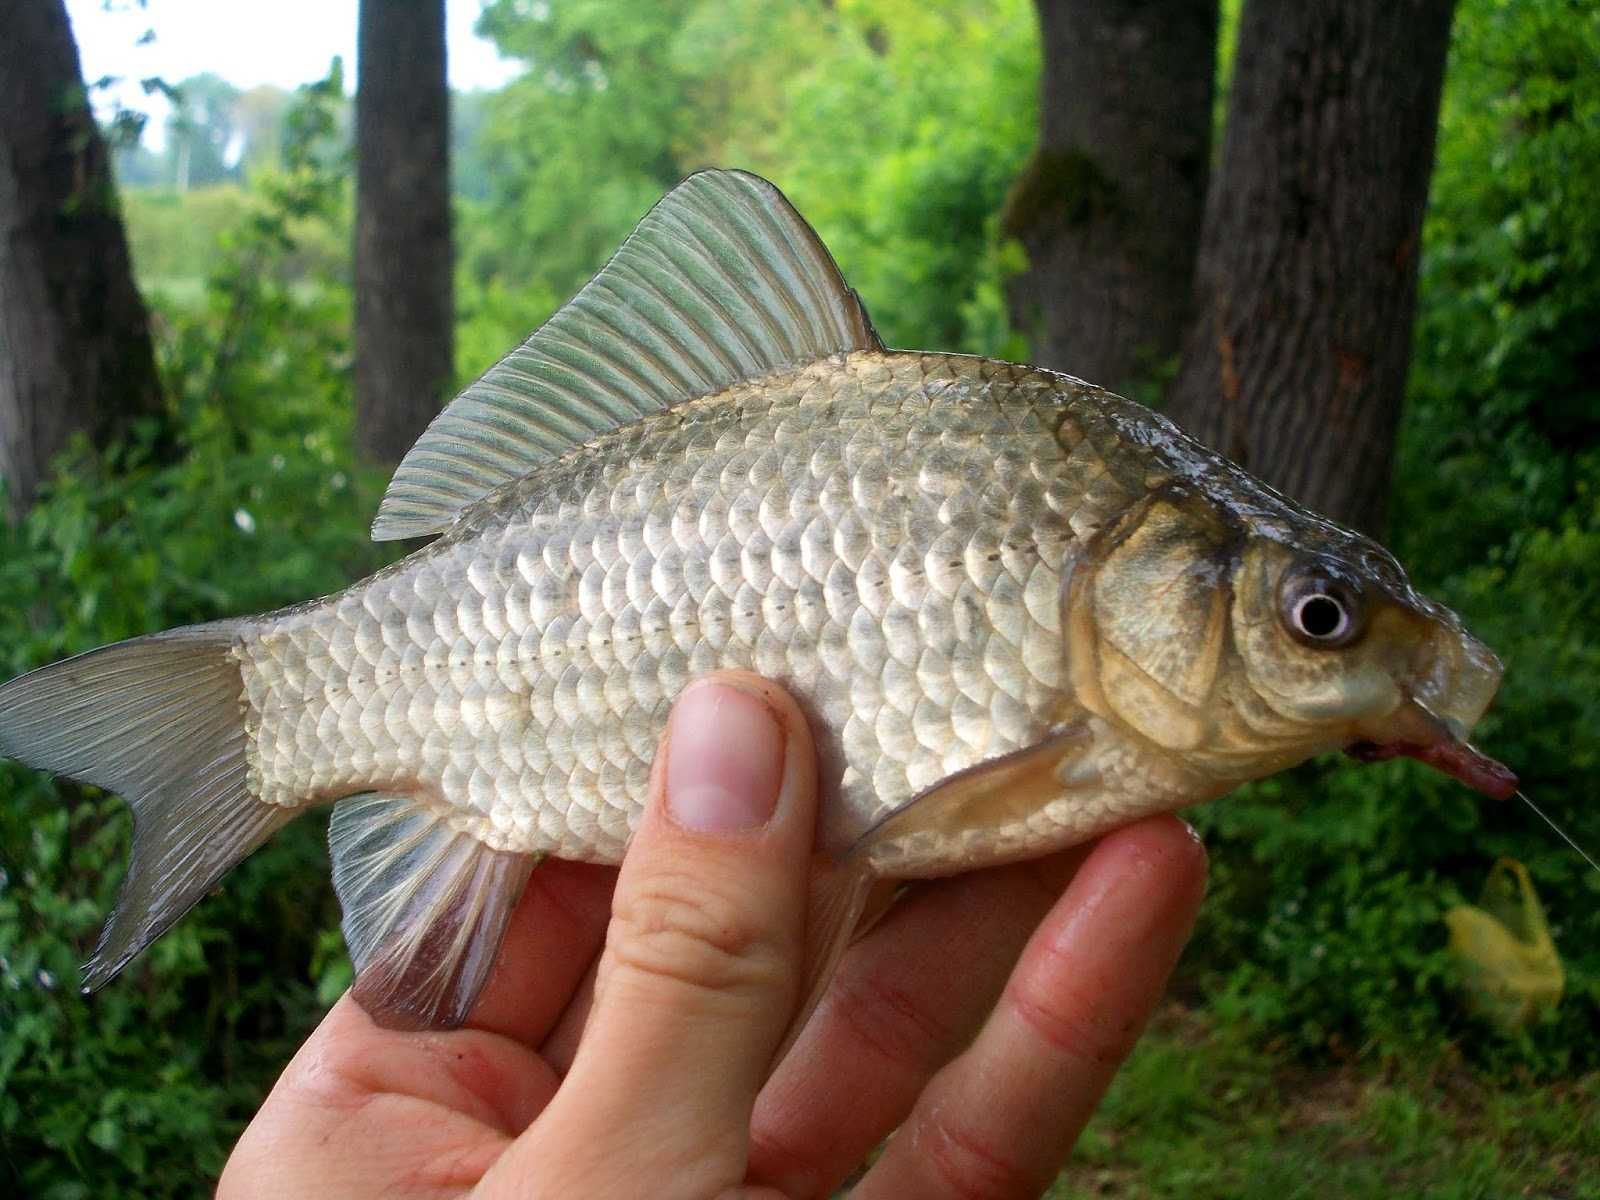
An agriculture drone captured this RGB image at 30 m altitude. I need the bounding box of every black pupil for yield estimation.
[1300,595,1344,638]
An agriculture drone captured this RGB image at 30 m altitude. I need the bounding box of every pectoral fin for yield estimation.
[847,724,1096,876]
[329,794,538,1031]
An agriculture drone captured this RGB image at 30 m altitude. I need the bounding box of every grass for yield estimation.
[1047,1006,1600,1200]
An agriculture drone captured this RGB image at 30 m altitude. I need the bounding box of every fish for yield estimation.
[0,169,1517,1033]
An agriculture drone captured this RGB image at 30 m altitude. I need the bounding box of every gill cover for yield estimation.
[1066,489,1239,751]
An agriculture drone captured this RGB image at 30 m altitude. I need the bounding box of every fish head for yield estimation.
[1064,483,1515,799]
[1230,534,1514,796]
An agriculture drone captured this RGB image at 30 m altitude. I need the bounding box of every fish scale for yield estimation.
[236,352,1097,864]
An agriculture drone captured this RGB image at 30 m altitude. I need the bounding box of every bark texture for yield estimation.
[1166,0,1456,534]
[1004,0,1217,392]
[0,0,163,518]
[355,0,454,465]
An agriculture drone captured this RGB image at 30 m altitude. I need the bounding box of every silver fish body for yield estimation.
[239,351,1193,877]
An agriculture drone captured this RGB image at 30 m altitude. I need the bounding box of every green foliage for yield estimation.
[122,66,353,312]
[457,0,1035,374]
[0,70,385,1196]
[121,186,252,297]
[767,0,1036,357]
[165,73,245,189]
[124,184,349,306]
[463,0,770,319]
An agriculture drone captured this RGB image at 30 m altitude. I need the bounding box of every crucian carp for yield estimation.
[0,170,1518,1032]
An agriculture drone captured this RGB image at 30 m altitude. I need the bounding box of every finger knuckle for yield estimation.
[747,1129,826,1200]
[608,868,792,1002]
[825,965,957,1073]
[1005,977,1139,1067]
[922,1111,1037,1200]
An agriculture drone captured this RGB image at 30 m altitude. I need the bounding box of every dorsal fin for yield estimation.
[372,169,882,541]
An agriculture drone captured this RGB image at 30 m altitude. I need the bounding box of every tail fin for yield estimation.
[0,622,294,990]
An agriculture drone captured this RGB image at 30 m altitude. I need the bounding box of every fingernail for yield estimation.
[666,681,785,833]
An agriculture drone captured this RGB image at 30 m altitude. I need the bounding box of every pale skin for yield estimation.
[220,672,1208,1199]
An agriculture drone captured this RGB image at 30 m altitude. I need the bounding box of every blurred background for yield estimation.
[1,0,1596,1194]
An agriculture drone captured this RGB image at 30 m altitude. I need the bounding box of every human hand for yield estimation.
[220,672,1207,1199]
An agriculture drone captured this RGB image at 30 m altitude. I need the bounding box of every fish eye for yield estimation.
[1278,562,1365,649]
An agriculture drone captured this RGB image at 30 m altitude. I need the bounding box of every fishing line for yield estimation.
[1516,789,1600,877]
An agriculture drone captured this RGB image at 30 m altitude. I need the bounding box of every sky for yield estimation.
[66,0,522,148]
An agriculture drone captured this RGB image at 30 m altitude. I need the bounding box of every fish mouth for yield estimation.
[1345,697,1518,800]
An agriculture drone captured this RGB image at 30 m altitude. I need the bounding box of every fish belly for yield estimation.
[237,353,1104,866]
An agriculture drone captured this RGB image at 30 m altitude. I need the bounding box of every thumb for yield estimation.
[503,672,818,1195]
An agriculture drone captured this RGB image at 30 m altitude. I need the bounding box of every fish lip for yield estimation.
[1408,625,1504,736]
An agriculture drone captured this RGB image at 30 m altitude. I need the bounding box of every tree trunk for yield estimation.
[0,0,164,519]
[1166,0,1456,534]
[1003,0,1217,393]
[355,0,454,465]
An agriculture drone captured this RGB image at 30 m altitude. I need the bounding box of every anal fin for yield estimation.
[329,794,537,1031]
